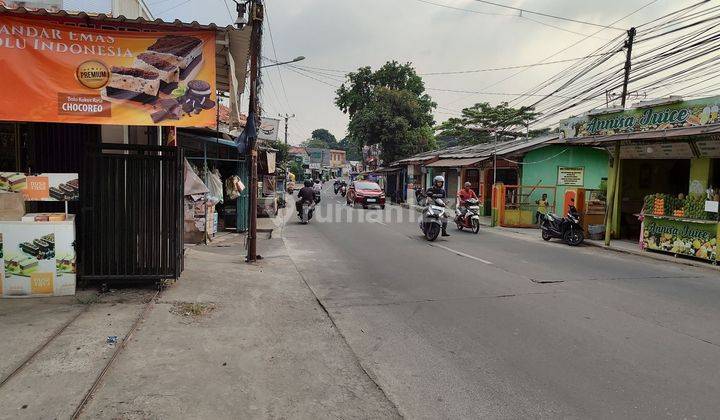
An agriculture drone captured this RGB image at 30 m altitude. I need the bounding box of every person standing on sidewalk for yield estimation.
[535,193,549,224]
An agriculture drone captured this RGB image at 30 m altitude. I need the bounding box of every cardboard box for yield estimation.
[0,193,25,221]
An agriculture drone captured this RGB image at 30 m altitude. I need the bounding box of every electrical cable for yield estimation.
[470,0,626,30]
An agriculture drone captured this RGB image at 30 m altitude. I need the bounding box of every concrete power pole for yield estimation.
[246,0,263,263]
[279,113,295,145]
[604,27,635,247]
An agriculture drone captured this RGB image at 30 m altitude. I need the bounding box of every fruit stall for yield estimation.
[641,193,720,263]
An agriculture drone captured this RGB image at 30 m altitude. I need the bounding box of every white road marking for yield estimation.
[432,244,494,265]
[369,219,388,226]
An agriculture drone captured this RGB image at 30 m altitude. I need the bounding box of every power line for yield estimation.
[410,0,512,16]
[262,1,294,114]
[470,0,626,31]
[154,0,192,15]
[419,52,617,76]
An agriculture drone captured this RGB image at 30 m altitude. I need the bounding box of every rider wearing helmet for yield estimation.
[426,175,450,237]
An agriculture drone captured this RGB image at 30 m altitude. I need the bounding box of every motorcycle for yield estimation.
[419,195,447,241]
[313,190,321,204]
[455,197,481,234]
[298,200,316,224]
[340,185,347,197]
[540,212,584,246]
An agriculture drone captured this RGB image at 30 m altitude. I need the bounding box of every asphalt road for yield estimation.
[283,184,720,419]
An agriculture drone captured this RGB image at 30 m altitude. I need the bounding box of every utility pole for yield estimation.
[279,113,295,145]
[246,0,263,262]
[604,27,635,247]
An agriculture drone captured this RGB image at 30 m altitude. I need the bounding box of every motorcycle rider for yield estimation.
[456,181,477,218]
[313,179,322,192]
[425,175,450,237]
[296,180,316,216]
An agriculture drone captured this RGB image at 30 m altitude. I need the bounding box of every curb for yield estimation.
[493,226,720,272]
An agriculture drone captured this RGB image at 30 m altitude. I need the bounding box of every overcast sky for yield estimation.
[146,0,683,145]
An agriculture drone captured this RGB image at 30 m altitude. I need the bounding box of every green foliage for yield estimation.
[265,140,289,165]
[339,136,362,161]
[302,137,331,149]
[310,129,338,148]
[435,102,540,145]
[335,61,436,163]
[289,160,303,181]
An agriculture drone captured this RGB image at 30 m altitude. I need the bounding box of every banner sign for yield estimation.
[559,96,720,139]
[0,172,78,201]
[0,15,216,126]
[642,215,718,262]
[557,166,584,186]
[257,117,280,141]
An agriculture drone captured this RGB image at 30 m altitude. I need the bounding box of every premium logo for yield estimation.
[75,60,109,89]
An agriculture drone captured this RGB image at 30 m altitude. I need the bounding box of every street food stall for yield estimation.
[559,95,720,262]
[641,193,719,263]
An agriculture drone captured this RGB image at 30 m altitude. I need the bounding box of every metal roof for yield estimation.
[0,5,251,97]
[425,157,483,167]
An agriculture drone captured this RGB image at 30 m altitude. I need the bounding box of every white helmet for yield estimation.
[433,175,445,185]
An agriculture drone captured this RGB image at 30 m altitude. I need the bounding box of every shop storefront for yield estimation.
[560,96,720,262]
[0,7,251,295]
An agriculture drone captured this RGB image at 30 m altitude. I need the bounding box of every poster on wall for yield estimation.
[0,172,79,201]
[1,220,76,297]
[0,15,216,126]
[557,167,584,186]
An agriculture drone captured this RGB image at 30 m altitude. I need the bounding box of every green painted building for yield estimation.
[520,145,609,215]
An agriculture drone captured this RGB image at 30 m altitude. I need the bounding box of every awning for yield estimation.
[425,157,483,167]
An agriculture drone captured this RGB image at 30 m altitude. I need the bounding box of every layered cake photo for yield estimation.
[98,34,215,124]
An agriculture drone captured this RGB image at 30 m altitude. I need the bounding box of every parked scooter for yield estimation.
[540,212,584,246]
[455,197,481,234]
[419,193,447,241]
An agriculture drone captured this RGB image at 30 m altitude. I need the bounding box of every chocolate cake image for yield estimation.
[105,66,161,104]
[8,173,26,192]
[19,257,39,275]
[134,52,181,94]
[145,35,204,81]
[49,186,65,201]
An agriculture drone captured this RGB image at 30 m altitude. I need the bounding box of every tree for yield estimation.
[338,136,362,161]
[301,137,330,149]
[335,61,436,163]
[435,102,540,145]
[310,128,338,148]
[265,139,289,165]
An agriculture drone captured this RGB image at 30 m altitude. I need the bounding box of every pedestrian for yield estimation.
[535,193,549,224]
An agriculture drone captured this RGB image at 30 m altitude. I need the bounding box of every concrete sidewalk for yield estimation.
[80,232,399,419]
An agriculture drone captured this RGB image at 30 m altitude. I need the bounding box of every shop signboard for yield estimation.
[257,117,280,141]
[642,215,718,262]
[557,166,584,186]
[559,96,720,139]
[0,15,216,126]
[0,172,78,201]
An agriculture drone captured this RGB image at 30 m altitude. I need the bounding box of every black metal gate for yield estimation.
[80,143,184,283]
